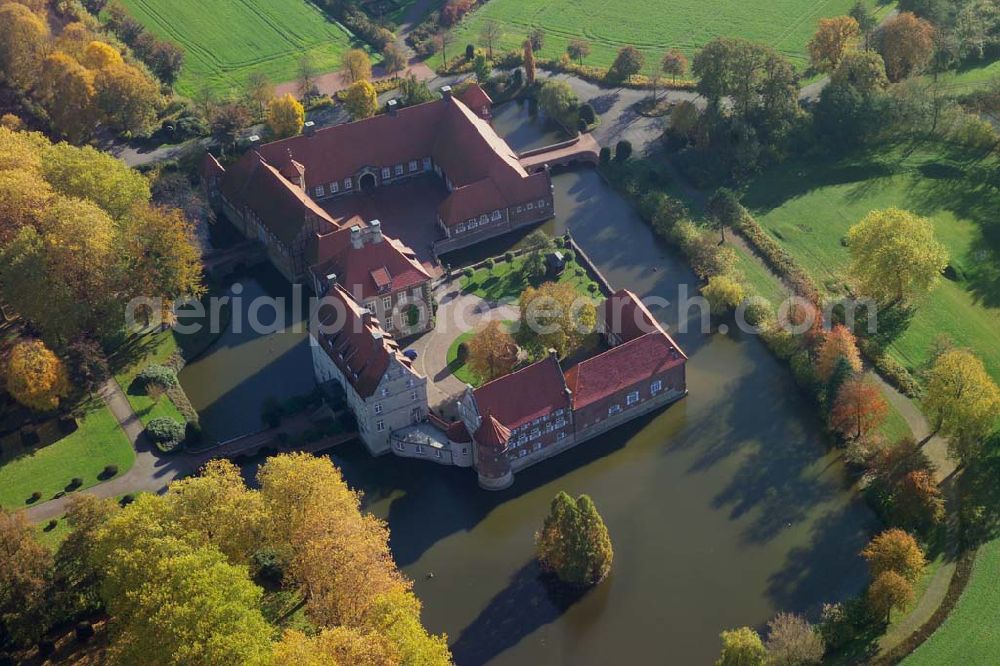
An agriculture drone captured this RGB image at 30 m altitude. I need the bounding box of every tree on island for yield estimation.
[535,492,613,586]
[518,281,596,358]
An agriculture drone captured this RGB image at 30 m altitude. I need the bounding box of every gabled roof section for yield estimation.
[564,332,686,410]
[457,83,493,111]
[220,151,338,246]
[315,284,420,397]
[312,225,432,301]
[472,354,571,431]
[474,413,511,451]
[601,289,670,343]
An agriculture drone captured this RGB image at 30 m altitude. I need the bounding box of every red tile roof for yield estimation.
[474,413,511,451]
[457,83,493,113]
[220,151,337,246]
[602,289,668,342]
[312,224,432,301]
[428,413,472,443]
[564,332,686,410]
[472,354,571,432]
[315,284,419,397]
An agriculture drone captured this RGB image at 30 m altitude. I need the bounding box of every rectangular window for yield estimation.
[608,404,622,416]
[530,428,541,439]
[456,224,466,233]
[518,435,528,445]
[376,420,385,432]
[533,441,543,451]
[381,167,391,179]
[468,220,478,229]
[491,209,502,221]
[538,199,546,207]
[314,185,324,197]
[406,378,415,388]
[410,390,419,401]
[479,214,488,224]
[373,402,383,415]
[364,301,376,314]
[344,178,352,190]
[434,449,442,459]
[394,164,404,176]
[415,444,424,454]
[382,296,392,310]
[381,387,390,397]
[526,202,534,210]
[554,418,567,429]
[395,441,404,451]
[409,160,418,172]
[519,449,527,458]
[627,390,640,406]
[330,181,339,193]
[650,380,662,394]
[411,287,422,299]
[461,447,468,455]
[516,206,523,213]
[423,157,432,170]
[557,431,566,440]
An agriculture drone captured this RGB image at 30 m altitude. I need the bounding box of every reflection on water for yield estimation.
[192,103,877,664]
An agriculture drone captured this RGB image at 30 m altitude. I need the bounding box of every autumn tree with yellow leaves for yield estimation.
[808,16,860,72]
[266,92,305,139]
[468,320,518,382]
[2,338,70,411]
[924,348,1000,465]
[518,281,597,358]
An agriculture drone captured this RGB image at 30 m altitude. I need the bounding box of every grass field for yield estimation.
[903,539,1000,665]
[460,253,599,302]
[0,401,134,510]
[113,330,185,427]
[741,143,1000,384]
[449,0,885,71]
[117,0,363,95]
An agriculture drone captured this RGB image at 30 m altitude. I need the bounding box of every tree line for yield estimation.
[0,454,451,664]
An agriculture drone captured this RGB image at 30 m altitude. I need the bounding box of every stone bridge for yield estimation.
[202,239,268,278]
[517,133,601,173]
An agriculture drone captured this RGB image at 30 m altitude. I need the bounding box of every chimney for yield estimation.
[350,225,363,250]
[303,120,315,135]
[369,219,383,244]
[440,85,452,99]
[386,99,398,116]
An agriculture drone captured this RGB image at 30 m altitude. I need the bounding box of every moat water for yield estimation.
[179,101,877,664]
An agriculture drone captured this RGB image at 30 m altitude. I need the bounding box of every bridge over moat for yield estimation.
[517,133,601,173]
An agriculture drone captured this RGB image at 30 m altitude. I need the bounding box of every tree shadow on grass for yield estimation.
[449,560,596,666]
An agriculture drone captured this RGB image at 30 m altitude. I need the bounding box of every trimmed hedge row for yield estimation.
[539,58,698,92]
[734,208,821,305]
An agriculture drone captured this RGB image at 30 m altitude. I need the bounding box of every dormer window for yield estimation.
[479,214,488,224]
[329,181,339,193]
[526,202,534,210]
[409,160,418,172]
[394,164,404,176]
[491,210,502,221]
[381,167,391,179]
[422,157,432,170]
[344,178,352,190]
[314,185,324,197]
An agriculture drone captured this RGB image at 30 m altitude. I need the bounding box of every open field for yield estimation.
[0,401,134,510]
[118,0,363,95]
[741,143,1000,384]
[449,0,884,71]
[903,538,1000,664]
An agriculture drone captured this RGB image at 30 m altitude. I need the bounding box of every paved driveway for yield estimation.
[404,277,519,408]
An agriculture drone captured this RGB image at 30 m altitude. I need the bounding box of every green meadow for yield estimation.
[741,143,1000,384]
[449,0,884,70]
[118,0,362,95]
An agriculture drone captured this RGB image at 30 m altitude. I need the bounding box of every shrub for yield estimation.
[599,146,611,164]
[457,342,469,363]
[102,464,118,477]
[145,417,186,452]
[463,268,474,278]
[119,494,135,506]
[588,283,599,293]
[136,364,178,390]
[615,140,632,161]
[465,44,475,60]
[579,102,595,124]
[29,491,42,502]
[45,519,57,530]
[563,250,575,262]
[485,258,495,270]
[75,621,95,643]
[69,477,83,490]
[184,420,203,446]
[504,251,514,262]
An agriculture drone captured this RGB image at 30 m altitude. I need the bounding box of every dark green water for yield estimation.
[180,102,877,664]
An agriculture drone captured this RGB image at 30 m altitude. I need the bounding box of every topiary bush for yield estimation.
[615,139,633,161]
[119,494,135,506]
[485,258,495,270]
[137,364,177,392]
[504,251,514,262]
[579,103,595,124]
[101,464,118,478]
[145,417,186,452]
[599,146,611,164]
[457,342,469,363]
[465,44,475,60]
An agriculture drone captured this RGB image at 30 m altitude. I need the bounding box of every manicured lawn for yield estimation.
[113,330,185,427]
[35,516,72,550]
[117,0,364,95]
[460,253,600,302]
[445,321,515,387]
[903,538,1000,665]
[0,401,134,510]
[918,58,1000,95]
[741,144,1000,384]
[449,0,885,71]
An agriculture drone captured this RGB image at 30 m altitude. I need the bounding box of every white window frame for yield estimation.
[382,295,392,311]
[434,449,442,459]
[373,402,383,415]
[518,434,528,445]
[651,380,663,394]
[557,431,566,440]
[410,390,419,401]
[394,164,404,176]
[395,441,405,451]
[479,214,488,224]
[526,202,534,210]
[468,220,478,229]
[409,160,418,172]
[381,167,391,179]
[491,209,502,221]
[330,181,339,193]
[422,157,432,170]
[344,177,353,190]
[626,390,640,406]
[456,224,466,233]
[381,386,390,397]
[364,301,376,314]
[530,428,541,440]
[538,199,546,207]
[415,444,424,455]
[314,185,325,197]
[376,420,385,432]
[608,404,622,416]
[516,205,523,213]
